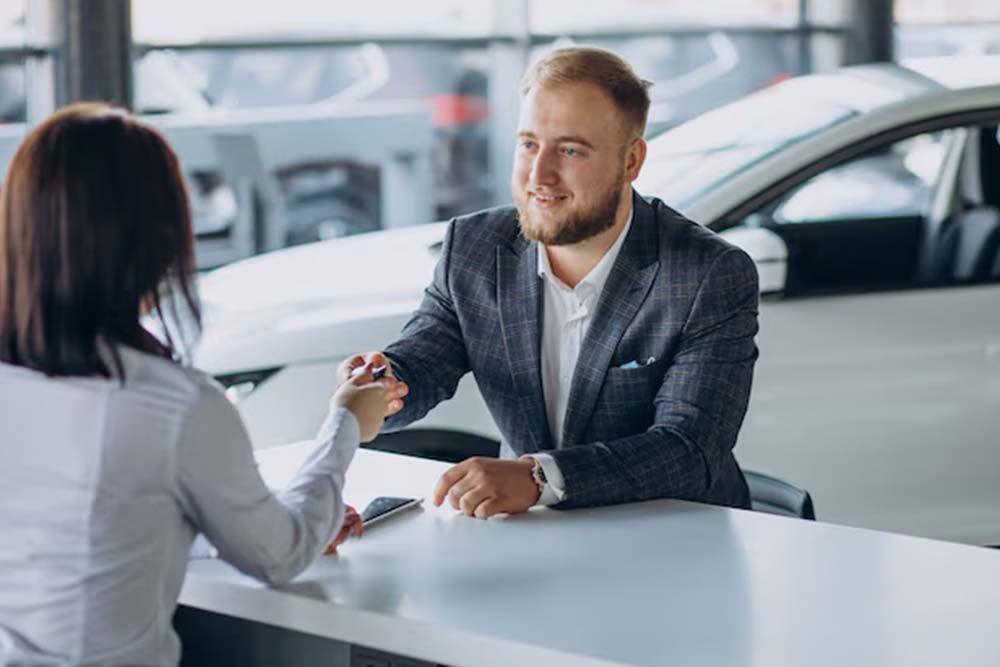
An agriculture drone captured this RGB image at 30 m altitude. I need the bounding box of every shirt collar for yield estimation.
[536,207,634,295]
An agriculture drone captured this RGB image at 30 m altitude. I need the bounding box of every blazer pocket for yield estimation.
[606,360,663,378]
[601,363,664,406]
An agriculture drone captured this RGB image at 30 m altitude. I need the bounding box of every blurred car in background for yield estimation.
[196,56,1000,546]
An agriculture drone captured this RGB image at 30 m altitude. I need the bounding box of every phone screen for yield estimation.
[361,496,420,525]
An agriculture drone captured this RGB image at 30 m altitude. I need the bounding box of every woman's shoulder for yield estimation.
[115,346,223,411]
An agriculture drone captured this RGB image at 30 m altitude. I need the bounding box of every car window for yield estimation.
[772,130,951,224]
[739,122,1000,296]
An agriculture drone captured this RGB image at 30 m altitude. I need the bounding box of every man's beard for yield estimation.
[516,177,624,247]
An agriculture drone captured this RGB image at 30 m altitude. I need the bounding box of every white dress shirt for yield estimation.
[0,345,358,667]
[532,211,633,505]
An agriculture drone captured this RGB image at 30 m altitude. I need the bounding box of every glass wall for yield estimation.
[130,1,499,265]
[5,1,858,267]
[895,0,1000,58]
[132,0,495,43]
[0,0,53,203]
[531,0,803,31]
[0,1,26,123]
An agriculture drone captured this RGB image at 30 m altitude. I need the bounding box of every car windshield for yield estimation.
[635,78,861,211]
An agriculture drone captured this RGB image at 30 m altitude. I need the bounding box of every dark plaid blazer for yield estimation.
[384,191,758,509]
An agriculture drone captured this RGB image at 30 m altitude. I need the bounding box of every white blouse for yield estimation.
[0,346,358,667]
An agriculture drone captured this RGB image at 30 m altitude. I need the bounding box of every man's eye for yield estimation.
[520,141,537,150]
[563,147,580,156]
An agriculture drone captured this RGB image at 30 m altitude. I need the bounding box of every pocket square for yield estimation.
[618,356,656,369]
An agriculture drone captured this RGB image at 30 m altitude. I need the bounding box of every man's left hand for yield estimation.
[433,457,540,519]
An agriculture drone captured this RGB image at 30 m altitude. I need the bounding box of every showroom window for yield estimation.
[895,0,1000,58]
[3,1,891,271]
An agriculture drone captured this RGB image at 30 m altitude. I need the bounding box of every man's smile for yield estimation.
[529,192,570,206]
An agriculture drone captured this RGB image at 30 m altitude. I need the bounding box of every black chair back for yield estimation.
[365,428,500,463]
[744,470,816,520]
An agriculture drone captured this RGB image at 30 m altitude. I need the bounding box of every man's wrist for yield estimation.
[522,454,567,506]
[526,456,546,497]
[520,455,550,506]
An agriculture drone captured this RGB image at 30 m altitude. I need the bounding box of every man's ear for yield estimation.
[624,137,647,182]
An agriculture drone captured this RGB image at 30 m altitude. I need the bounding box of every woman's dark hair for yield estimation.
[0,102,201,378]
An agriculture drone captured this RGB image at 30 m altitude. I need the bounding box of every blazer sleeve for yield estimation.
[382,219,471,431]
[548,247,759,508]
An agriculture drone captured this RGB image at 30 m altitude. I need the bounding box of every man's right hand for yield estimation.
[337,351,408,417]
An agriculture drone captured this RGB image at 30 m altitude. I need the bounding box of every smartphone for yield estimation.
[361,496,423,527]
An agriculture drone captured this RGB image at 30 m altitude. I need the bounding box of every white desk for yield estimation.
[180,446,1000,667]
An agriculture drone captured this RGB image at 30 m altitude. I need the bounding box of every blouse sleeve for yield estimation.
[174,382,358,585]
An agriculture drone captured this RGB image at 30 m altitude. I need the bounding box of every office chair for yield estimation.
[744,469,816,520]
[364,428,500,463]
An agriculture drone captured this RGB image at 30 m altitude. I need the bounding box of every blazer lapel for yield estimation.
[561,194,661,447]
[497,233,552,453]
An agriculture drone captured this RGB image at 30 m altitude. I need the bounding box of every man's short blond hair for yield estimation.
[520,46,652,141]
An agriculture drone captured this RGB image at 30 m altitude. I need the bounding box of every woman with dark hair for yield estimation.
[0,103,401,666]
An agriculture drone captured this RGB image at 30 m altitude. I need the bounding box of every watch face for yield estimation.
[533,459,547,485]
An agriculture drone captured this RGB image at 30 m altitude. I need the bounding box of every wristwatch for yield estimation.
[526,456,548,497]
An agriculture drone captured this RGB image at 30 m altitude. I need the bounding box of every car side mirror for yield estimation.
[718,225,788,294]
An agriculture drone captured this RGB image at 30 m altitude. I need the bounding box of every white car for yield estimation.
[196,56,1000,545]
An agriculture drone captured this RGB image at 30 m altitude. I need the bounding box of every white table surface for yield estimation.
[180,444,1000,667]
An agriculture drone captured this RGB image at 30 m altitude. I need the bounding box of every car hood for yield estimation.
[194,222,447,373]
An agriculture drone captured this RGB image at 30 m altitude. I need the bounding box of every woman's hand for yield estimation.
[331,364,389,442]
[324,505,364,554]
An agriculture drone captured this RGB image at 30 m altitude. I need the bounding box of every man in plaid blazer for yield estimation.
[340,47,758,518]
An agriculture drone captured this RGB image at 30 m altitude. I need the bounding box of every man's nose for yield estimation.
[529,147,558,185]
